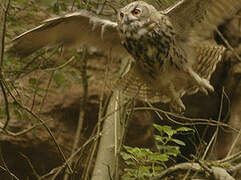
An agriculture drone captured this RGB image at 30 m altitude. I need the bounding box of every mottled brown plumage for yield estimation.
[9,0,241,112]
[115,1,225,112]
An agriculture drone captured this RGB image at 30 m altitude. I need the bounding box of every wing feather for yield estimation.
[113,64,171,103]
[9,10,129,59]
[194,46,225,80]
[164,0,241,39]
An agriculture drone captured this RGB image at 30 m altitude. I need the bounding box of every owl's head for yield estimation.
[117,1,157,33]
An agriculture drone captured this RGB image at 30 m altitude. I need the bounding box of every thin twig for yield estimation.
[82,50,113,180]
[45,56,75,71]
[20,153,40,179]
[96,0,108,15]
[49,134,99,180]
[216,28,241,62]
[14,49,58,81]
[229,162,241,172]
[202,130,218,160]
[202,88,225,160]
[63,50,88,180]
[1,119,53,137]
[114,91,120,180]
[83,115,99,178]
[0,0,11,130]
[151,162,203,180]
[132,107,238,132]
[0,165,19,180]
[1,78,73,173]
[71,0,76,11]
[30,77,40,111]
[0,0,10,66]
[219,150,241,164]
[0,145,19,180]
[0,74,10,130]
[152,161,236,180]
[39,71,54,113]
[147,102,163,120]
[226,129,241,157]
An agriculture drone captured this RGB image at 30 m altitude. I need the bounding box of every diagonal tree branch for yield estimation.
[0,0,10,130]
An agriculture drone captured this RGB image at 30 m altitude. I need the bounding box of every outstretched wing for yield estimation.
[9,10,129,59]
[194,46,225,80]
[164,0,241,39]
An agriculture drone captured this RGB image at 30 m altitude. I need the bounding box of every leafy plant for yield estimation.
[121,124,194,179]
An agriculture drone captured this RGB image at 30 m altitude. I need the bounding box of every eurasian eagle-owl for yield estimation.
[9,0,241,112]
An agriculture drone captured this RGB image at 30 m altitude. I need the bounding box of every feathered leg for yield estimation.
[186,46,225,94]
[168,83,185,113]
[186,67,214,95]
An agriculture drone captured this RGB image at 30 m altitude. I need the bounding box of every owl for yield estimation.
[9,0,241,112]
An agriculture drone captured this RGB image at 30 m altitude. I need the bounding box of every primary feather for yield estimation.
[10,10,129,59]
[165,0,241,40]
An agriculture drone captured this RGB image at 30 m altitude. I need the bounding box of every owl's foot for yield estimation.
[187,68,214,95]
[169,98,186,113]
[196,78,214,95]
[168,84,185,113]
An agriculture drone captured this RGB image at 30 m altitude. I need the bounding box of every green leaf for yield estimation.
[153,124,164,133]
[155,154,169,162]
[123,168,138,178]
[163,127,176,137]
[125,161,136,166]
[153,166,164,172]
[153,124,176,137]
[176,127,194,132]
[149,153,169,162]
[171,138,186,146]
[159,145,180,156]
[154,135,163,142]
[121,152,134,161]
[138,165,152,177]
[121,122,193,179]
[155,135,169,144]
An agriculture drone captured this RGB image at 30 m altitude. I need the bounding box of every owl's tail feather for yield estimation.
[112,64,169,103]
[194,45,226,80]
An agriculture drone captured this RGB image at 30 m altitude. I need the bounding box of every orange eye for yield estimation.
[120,12,124,19]
[132,8,142,16]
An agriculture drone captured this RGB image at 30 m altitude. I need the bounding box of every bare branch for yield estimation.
[152,162,235,180]
[0,0,10,130]
[0,0,10,66]
[1,77,73,173]
[0,145,19,180]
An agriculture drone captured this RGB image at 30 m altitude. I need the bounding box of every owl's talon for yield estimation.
[200,88,208,95]
[187,68,214,95]
[169,98,186,113]
[168,84,185,113]
[198,78,214,95]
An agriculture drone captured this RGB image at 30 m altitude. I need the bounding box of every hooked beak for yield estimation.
[124,15,131,25]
